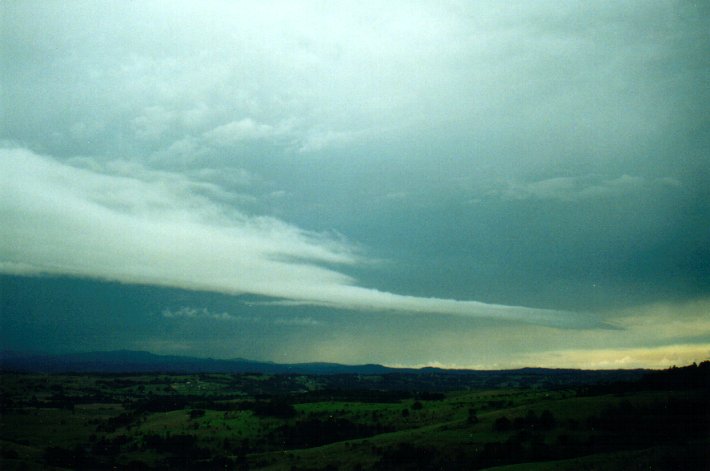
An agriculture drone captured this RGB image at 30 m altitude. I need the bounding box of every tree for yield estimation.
[189,409,205,419]
[540,410,556,430]
[493,416,511,432]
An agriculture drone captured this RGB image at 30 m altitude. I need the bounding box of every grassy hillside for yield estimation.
[0,363,707,470]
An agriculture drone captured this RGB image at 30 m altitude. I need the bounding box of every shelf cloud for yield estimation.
[1,147,591,328]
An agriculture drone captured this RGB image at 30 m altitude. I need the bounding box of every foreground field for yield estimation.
[0,363,707,470]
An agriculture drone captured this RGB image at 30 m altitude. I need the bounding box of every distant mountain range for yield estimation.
[0,350,649,384]
[0,350,406,375]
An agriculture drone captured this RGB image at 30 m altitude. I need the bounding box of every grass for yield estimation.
[485,441,710,471]
[1,371,707,470]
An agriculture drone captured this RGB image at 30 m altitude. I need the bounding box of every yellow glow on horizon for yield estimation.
[509,343,709,370]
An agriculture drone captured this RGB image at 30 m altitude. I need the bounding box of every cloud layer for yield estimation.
[1,1,707,366]
[1,147,587,327]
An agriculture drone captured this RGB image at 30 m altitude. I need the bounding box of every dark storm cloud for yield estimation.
[1,1,708,367]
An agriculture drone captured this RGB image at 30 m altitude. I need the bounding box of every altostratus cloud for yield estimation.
[1,147,593,328]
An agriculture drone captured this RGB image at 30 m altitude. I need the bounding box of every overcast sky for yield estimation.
[1,0,708,368]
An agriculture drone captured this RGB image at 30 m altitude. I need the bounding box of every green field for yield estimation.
[0,365,708,470]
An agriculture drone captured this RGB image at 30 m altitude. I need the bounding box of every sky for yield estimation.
[1,0,709,369]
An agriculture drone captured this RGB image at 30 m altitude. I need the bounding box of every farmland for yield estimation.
[0,362,708,470]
